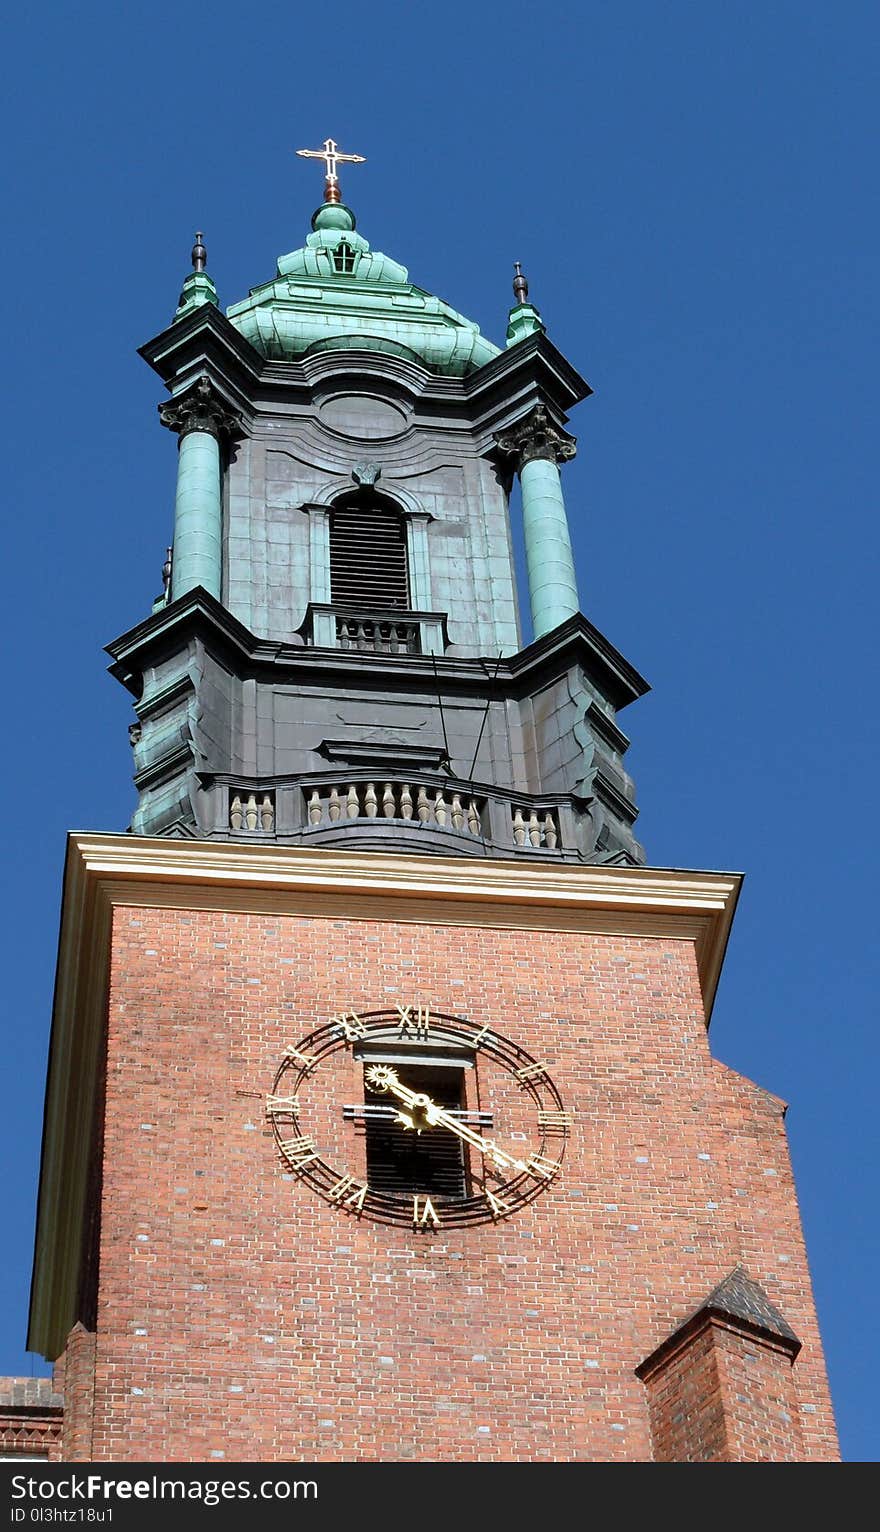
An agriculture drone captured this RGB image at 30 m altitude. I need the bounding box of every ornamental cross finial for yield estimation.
[296,137,366,204]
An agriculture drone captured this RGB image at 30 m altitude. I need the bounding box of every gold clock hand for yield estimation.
[364,1064,529,1174]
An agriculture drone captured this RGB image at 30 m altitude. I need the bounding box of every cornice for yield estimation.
[138,305,264,417]
[67,833,739,1005]
[464,332,592,409]
[138,314,592,447]
[107,591,649,712]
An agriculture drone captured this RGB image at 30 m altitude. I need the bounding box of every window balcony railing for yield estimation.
[299,603,448,657]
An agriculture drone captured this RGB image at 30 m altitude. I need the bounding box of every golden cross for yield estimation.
[296,137,366,203]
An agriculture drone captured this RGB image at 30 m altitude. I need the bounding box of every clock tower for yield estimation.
[19,145,838,1463]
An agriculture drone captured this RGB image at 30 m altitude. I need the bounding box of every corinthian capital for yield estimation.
[158,376,239,440]
[495,404,577,469]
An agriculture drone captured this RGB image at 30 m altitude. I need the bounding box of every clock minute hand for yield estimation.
[421,1097,529,1174]
[364,1064,529,1174]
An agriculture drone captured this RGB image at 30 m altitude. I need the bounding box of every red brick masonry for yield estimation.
[0,1377,63,1460]
[56,904,837,1461]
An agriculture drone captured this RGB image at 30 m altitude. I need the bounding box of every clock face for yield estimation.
[266,1004,570,1228]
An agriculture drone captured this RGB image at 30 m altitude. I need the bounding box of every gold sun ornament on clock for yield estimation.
[265,1005,571,1228]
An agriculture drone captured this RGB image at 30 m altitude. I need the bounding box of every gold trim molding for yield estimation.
[29,833,741,1360]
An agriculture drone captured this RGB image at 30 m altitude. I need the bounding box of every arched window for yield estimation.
[333,242,356,274]
[330,493,409,610]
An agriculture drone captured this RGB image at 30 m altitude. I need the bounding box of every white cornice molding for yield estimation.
[29,833,741,1360]
[69,832,739,915]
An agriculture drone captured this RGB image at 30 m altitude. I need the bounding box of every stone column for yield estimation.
[497,405,579,640]
[159,377,238,602]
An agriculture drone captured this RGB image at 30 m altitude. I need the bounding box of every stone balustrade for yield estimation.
[336,615,419,654]
[229,792,275,832]
[304,781,485,835]
[299,602,448,656]
[221,778,576,859]
[511,805,560,849]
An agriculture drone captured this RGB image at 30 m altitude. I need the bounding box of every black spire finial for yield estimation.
[191,232,207,272]
[512,261,529,306]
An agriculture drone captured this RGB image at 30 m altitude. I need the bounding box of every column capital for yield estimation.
[495,404,577,469]
[158,376,240,441]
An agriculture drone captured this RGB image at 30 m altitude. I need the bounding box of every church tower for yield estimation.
[18,144,838,1463]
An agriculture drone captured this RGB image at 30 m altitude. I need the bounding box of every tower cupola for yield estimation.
[110,144,647,864]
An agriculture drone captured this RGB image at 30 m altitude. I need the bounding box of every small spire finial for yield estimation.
[513,261,529,306]
[296,137,366,204]
[191,231,207,272]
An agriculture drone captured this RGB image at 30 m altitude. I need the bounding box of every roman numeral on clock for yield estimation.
[328,1175,368,1212]
[412,1195,441,1227]
[485,1189,511,1219]
[397,1004,430,1038]
[333,1011,367,1042]
[284,1043,318,1072]
[537,1109,572,1132]
[265,1094,298,1119]
[279,1135,318,1168]
[515,1060,550,1082]
[526,1153,562,1180]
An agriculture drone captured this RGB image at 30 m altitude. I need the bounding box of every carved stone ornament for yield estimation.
[352,462,382,487]
[158,376,239,440]
[495,404,577,468]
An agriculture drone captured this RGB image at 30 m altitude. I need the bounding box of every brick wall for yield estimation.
[57,1322,96,1461]
[0,1377,63,1460]
[637,1323,727,1461]
[75,902,836,1461]
[638,1313,804,1462]
[713,1323,804,1460]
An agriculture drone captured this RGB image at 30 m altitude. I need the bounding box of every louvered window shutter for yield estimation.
[330,498,409,610]
[364,1065,467,1199]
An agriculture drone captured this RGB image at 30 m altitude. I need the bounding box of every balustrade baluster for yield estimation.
[512,806,526,845]
[328,786,342,822]
[230,795,243,831]
[308,790,322,826]
[434,790,447,826]
[382,783,396,818]
[400,784,413,820]
[543,810,558,849]
[346,785,360,819]
[261,795,274,831]
[365,782,378,818]
[467,799,481,835]
[417,787,430,823]
[528,810,541,847]
[451,794,464,830]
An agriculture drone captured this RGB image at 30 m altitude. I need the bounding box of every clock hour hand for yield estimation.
[364,1063,529,1175]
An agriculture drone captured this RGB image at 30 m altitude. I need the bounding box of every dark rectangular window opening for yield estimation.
[330,497,409,611]
[364,1063,467,1199]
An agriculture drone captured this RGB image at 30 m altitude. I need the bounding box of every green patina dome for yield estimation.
[225,202,500,376]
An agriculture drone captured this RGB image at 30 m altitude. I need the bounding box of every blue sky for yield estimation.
[1,1,876,1462]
